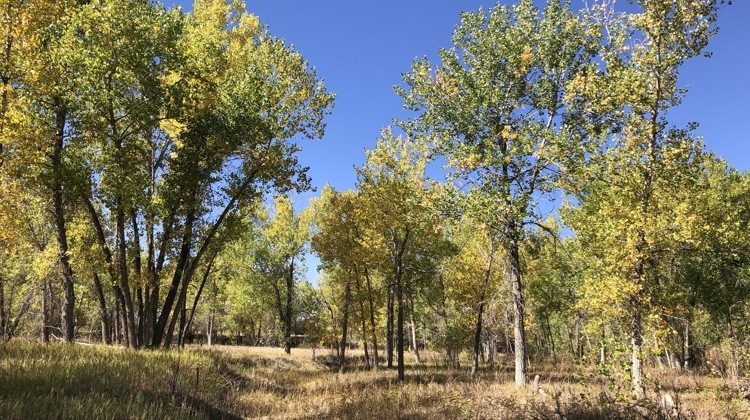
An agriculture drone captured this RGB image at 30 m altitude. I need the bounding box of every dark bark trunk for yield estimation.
[473,236,494,376]
[51,104,75,343]
[132,209,144,344]
[631,254,645,399]
[92,273,111,344]
[364,269,379,370]
[354,270,371,369]
[6,297,31,339]
[386,281,394,368]
[42,278,51,343]
[726,307,735,339]
[114,286,129,347]
[361,304,371,370]
[153,210,194,347]
[114,296,120,345]
[472,303,485,376]
[396,228,409,382]
[547,316,556,361]
[116,207,138,348]
[0,275,5,339]
[207,309,215,346]
[339,279,351,370]
[683,318,692,368]
[145,208,171,346]
[182,254,217,346]
[397,269,404,381]
[165,266,189,349]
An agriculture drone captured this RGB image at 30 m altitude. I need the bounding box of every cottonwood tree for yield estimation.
[4,0,83,342]
[675,158,750,352]
[564,0,720,398]
[311,187,383,370]
[438,218,503,374]
[149,0,333,348]
[262,195,312,354]
[397,0,595,386]
[355,129,446,381]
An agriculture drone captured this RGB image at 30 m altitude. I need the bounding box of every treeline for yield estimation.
[0,0,745,399]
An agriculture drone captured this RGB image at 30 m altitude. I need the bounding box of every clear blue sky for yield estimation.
[172,0,749,194]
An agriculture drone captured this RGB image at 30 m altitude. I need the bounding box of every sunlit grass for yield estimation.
[1,342,747,419]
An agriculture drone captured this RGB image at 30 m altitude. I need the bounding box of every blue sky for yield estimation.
[174,0,749,193]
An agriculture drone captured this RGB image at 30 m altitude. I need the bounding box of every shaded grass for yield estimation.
[0,341,239,419]
[1,342,748,419]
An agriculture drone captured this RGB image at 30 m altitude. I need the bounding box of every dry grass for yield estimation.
[1,342,748,419]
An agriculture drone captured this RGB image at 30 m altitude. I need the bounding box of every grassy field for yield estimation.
[0,342,748,419]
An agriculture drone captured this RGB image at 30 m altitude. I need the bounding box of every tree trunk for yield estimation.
[165,269,189,349]
[386,280,394,368]
[547,316,556,361]
[153,211,194,347]
[726,307,735,339]
[182,254,216,346]
[339,279,351,371]
[397,272,404,381]
[509,237,526,387]
[207,309,214,346]
[487,331,496,370]
[114,296,121,345]
[284,258,294,354]
[683,319,691,368]
[132,209,144,344]
[144,210,173,347]
[42,278,51,343]
[51,104,75,343]
[0,276,5,339]
[178,283,188,348]
[6,297,31,339]
[631,253,646,399]
[354,274,371,369]
[410,314,420,364]
[473,236,494,376]
[395,229,409,382]
[116,207,138,348]
[114,288,129,347]
[364,269,379,371]
[362,313,371,369]
[92,273,110,344]
[631,300,644,398]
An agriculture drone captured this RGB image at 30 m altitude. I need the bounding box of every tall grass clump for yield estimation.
[0,341,240,419]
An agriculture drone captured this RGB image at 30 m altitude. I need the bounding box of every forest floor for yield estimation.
[0,341,748,419]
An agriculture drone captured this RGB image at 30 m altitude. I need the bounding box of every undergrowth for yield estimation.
[0,342,748,419]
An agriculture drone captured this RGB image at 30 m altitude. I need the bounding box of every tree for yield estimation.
[7,0,82,343]
[564,0,720,398]
[311,187,381,369]
[438,218,503,374]
[263,195,312,354]
[397,0,595,386]
[355,129,446,381]
[149,0,333,348]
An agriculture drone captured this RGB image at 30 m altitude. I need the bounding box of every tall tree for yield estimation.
[565,0,720,397]
[149,0,333,347]
[356,129,445,381]
[64,0,181,348]
[397,0,594,386]
[264,195,312,354]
